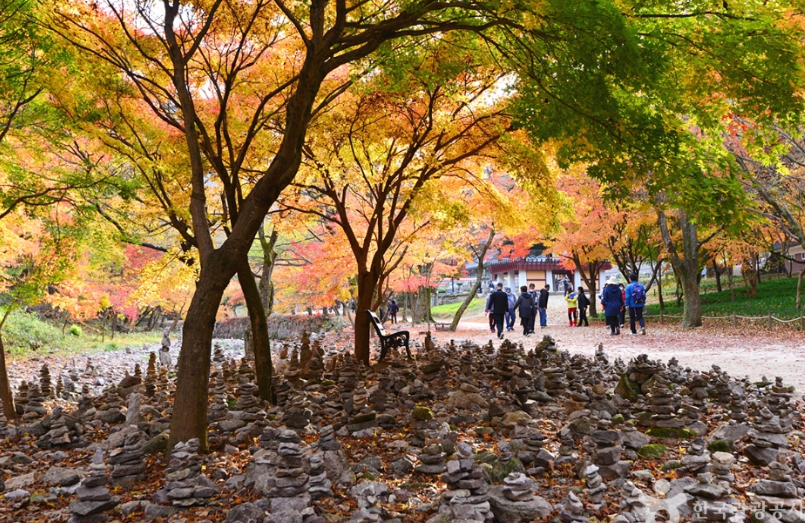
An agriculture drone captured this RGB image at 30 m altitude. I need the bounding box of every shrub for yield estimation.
[69,325,82,337]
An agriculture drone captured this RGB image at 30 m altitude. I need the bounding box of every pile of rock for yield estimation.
[584,464,606,506]
[749,459,800,520]
[436,442,492,523]
[68,449,119,523]
[108,428,147,485]
[743,407,790,466]
[266,430,311,521]
[162,439,220,507]
[589,420,630,479]
[488,472,551,523]
[680,438,711,475]
[415,443,447,474]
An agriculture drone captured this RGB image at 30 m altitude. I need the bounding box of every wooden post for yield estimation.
[768,312,773,329]
[732,312,736,328]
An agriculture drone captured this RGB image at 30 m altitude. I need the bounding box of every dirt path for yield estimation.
[421,296,805,392]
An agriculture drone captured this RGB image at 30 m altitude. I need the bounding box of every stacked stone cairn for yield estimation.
[436,441,492,523]
[108,429,147,485]
[710,452,735,489]
[16,380,29,413]
[416,441,447,474]
[558,491,586,523]
[750,458,802,521]
[41,362,53,398]
[584,463,606,506]
[612,481,649,523]
[23,384,46,420]
[144,353,158,398]
[209,371,228,421]
[163,438,220,507]
[683,472,735,523]
[307,451,332,500]
[589,418,630,480]
[266,429,311,522]
[680,438,711,475]
[39,406,79,447]
[744,407,789,466]
[69,449,119,523]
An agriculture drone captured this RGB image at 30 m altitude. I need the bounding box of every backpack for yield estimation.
[632,283,645,305]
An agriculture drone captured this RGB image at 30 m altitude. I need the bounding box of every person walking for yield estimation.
[618,283,627,328]
[388,299,399,324]
[565,288,578,327]
[488,283,509,339]
[527,284,539,334]
[505,288,516,332]
[485,292,495,333]
[538,284,550,328]
[601,277,624,335]
[625,273,647,335]
[576,287,590,327]
[514,285,536,336]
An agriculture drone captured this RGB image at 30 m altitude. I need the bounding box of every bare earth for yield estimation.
[405,297,805,392]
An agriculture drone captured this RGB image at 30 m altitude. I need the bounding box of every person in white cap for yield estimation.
[601,276,624,335]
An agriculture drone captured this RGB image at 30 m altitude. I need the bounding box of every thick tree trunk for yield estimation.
[0,330,18,420]
[237,260,272,402]
[574,255,600,317]
[658,209,703,328]
[168,259,233,453]
[451,229,495,330]
[354,272,379,365]
[797,269,804,309]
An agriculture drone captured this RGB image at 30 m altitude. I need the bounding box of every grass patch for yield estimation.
[431,297,485,319]
[2,309,163,358]
[643,276,802,320]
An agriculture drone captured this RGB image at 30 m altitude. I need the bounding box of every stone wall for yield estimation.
[213,314,336,340]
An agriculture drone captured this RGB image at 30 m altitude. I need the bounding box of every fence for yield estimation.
[643,311,805,330]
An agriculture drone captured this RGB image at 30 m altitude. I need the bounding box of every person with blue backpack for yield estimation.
[625,273,647,335]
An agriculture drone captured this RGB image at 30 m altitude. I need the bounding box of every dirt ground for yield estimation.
[401,296,805,393]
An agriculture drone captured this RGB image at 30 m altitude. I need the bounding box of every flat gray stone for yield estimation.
[488,485,551,523]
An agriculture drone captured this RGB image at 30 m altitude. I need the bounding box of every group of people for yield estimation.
[485,282,555,338]
[485,273,648,338]
[601,273,647,336]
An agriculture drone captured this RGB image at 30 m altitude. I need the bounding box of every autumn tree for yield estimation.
[282,53,517,363]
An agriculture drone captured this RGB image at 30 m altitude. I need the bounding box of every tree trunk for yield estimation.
[401,292,408,324]
[451,229,495,330]
[258,226,278,317]
[712,260,722,293]
[657,274,665,313]
[0,330,18,420]
[354,271,379,365]
[238,259,273,401]
[573,255,600,317]
[797,269,804,309]
[658,209,703,328]
[168,259,233,454]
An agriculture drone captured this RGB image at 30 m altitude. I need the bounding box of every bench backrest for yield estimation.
[365,310,387,336]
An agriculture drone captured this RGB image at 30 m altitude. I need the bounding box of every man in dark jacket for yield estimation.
[514,286,536,336]
[576,287,590,327]
[487,283,509,339]
[537,284,550,328]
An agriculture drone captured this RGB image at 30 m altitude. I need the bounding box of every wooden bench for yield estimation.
[366,310,412,361]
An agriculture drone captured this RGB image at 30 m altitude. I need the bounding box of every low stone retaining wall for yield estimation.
[213,314,335,340]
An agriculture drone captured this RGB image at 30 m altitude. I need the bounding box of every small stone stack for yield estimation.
[728,391,749,422]
[319,425,341,450]
[710,452,735,488]
[78,385,94,416]
[68,449,119,523]
[163,439,220,507]
[109,429,147,485]
[502,472,534,502]
[648,374,682,432]
[744,407,789,466]
[144,353,157,398]
[681,438,711,475]
[41,363,53,398]
[515,426,549,473]
[15,380,29,412]
[39,407,78,447]
[267,430,311,520]
[559,492,586,523]
[750,459,799,519]
[416,443,447,474]
[23,384,47,420]
[209,372,228,421]
[438,442,492,523]
[235,377,262,419]
[584,464,606,505]
[683,472,733,523]
[213,344,225,364]
[56,376,65,398]
[307,452,332,499]
[768,376,794,416]
[617,481,649,523]
[590,420,630,480]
